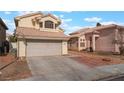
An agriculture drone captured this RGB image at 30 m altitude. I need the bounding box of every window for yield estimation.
[39,22,43,28]
[45,20,54,29]
[80,42,85,47]
[80,39,85,42]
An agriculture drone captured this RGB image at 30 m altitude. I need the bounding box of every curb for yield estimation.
[94,73,124,81]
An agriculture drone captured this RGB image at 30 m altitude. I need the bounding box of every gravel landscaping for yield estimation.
[69,51,124,68]
[0,55,32,81]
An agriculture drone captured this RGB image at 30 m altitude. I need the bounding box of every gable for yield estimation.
[40,16,59,24]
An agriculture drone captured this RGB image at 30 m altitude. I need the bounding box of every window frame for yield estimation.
[45,20,54,29]
[80,42,85,47]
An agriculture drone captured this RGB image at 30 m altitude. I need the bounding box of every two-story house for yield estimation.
[15,12,69,57]
[69,24,124,54]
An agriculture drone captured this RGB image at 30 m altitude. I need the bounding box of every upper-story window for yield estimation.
[45,20,54,29]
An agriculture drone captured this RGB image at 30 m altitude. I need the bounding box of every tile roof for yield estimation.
[42,13,61,22]
[16,27,69,40]
[15,12,43,19]
[15,12,61,22]
[69,24,124,37]
[69,28,90,35]
[0,18,8,30]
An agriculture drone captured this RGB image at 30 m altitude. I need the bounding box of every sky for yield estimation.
[0,11,124,35]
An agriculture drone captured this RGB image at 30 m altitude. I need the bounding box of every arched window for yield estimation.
[45,20,54,29]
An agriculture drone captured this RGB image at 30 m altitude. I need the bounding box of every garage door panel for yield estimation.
[27,40,62,57]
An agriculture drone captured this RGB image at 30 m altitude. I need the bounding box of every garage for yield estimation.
[26,40,62,57]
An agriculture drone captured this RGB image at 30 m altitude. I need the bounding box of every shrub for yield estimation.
[9,35,17,42]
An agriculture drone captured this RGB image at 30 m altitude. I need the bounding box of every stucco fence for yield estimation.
[9,42,17,57]
[10,42,17,49]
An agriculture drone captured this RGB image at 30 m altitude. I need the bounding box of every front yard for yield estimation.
[69,51,124,68]
[0,51,124,80]
[0,55,32,80]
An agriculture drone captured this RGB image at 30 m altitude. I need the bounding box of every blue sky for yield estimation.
[0,11,124,35]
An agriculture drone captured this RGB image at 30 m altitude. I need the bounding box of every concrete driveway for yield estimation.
[21,56,124,81]
[25,56,95,81]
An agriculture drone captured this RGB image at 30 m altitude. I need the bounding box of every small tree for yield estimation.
[9,30,17,42]
[9,35,17,42]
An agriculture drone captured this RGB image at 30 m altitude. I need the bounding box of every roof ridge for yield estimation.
[69,27,90,35]
[42,13,61,22]
[15,12,43,19]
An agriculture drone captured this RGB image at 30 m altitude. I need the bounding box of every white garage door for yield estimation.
[27,40,62,57]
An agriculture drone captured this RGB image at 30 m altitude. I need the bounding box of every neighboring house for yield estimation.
[68,24,124,53]
[0,18,8,55]
[15,12,69,57]
[0,18,8,42]
[68,28,89,51]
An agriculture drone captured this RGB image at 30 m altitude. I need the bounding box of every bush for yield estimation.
[9,35,17,42]
[119,46,124,55]
[86,47,93,52]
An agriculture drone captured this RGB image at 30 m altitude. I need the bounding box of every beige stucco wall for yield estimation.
[18,15,62,32]
[68,37,79,51]
[17,39,68,57]
[62,41,68,55]
[18,14,41,29]
[17,39,26,57]
[92,34,99,51]
[68,35,87,51]
[11,42,17,49]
